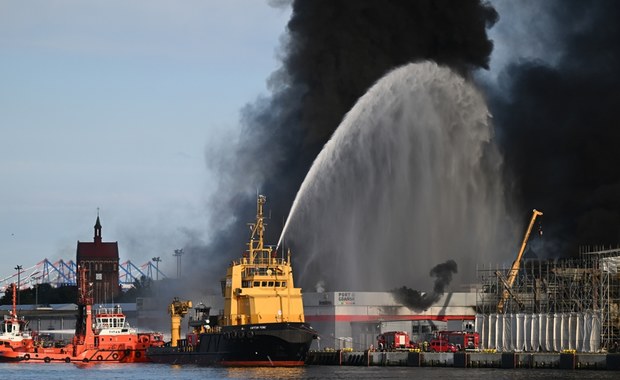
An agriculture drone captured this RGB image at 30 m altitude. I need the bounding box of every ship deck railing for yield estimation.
[235,257,288,267]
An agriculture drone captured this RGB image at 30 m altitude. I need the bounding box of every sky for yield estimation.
[2,1,618,293]
[0,1,291,282]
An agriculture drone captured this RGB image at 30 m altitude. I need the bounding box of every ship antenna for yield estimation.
[248,194,268,264]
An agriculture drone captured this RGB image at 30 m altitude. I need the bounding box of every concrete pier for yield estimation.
[306,350,619,370]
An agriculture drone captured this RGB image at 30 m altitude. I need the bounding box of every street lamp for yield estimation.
[29,271,41,307]
[30,276,41,307]
[152,257,161,281]
[14,265,22,306]
[173,249,184,279]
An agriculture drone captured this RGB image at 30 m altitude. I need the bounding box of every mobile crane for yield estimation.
[496,209,543,313]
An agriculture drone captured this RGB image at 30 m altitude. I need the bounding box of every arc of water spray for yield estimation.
[276,61,513,291]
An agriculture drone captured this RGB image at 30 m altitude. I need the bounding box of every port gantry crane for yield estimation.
[496,209,543,313]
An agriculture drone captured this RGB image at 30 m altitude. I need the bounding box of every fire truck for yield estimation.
[436,331,479,350]
[377,331,417,351]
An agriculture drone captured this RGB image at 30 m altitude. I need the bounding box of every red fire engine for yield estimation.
[436,331,479,350]
[377,331,417,351]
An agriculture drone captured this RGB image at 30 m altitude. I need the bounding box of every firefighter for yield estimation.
[377,334,385,352]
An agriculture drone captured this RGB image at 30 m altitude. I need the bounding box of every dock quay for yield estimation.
[306,351,620,370]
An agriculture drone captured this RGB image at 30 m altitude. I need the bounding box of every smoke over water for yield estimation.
[392,260,458,311]
[281,62,515,292]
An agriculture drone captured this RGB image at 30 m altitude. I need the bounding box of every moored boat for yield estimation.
[147,194,316,366]
[0,284,35,351]
[0,269,164,363]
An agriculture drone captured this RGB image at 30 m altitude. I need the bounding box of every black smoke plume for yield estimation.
[189,0,499,291]
[488,0,620,257]
[392,260,458,311]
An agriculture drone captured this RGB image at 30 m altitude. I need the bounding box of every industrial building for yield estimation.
[476,247,620,352]
[303,291,476,350]
[305,246,620,353]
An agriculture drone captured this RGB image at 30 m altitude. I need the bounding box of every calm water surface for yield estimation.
[0,363,617,380]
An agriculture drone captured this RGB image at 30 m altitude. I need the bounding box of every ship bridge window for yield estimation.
[275,281,280,287]
[268,281,274,287]
[242,281,250,288]
[281,281,286,287]
[261,281,267,287]
[253,281,260,287]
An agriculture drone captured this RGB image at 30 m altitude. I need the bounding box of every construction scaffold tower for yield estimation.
[476,246,620,351]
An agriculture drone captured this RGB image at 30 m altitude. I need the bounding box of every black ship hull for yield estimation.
[146,322,316,366]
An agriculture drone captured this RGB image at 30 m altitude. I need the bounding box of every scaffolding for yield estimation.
[477,246,620,351]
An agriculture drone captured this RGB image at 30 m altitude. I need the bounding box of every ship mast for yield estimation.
[11,283,17,319]
[73,266,94,349]
[223,193,306,326]
[247,194,272,264]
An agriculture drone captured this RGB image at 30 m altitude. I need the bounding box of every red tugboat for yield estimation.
[147,194,316,366]
[0,268,164,363]
[0,284,35,351]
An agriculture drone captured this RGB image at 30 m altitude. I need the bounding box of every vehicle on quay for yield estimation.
[429,338,458,353]
[377,331,417,351]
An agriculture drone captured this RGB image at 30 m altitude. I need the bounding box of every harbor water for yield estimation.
[1,363,618,380]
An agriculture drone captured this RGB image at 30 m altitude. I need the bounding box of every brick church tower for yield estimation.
[76,214,120,304]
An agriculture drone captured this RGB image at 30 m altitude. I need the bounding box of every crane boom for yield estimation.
[497,209,543,313]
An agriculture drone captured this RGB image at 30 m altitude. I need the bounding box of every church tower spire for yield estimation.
[94,208,102,244]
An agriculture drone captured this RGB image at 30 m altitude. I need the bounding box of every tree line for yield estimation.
[0,276,153,305]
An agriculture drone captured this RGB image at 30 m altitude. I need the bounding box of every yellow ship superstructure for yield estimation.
[147,193,315,366]
[222,195,305,326]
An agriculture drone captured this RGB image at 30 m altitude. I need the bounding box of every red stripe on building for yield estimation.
[305,314,475,322]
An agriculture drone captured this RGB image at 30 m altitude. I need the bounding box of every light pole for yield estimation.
[152,257,161,281]
[173,249,184,279]
[14,265,22,306]
[30,272,41,307]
